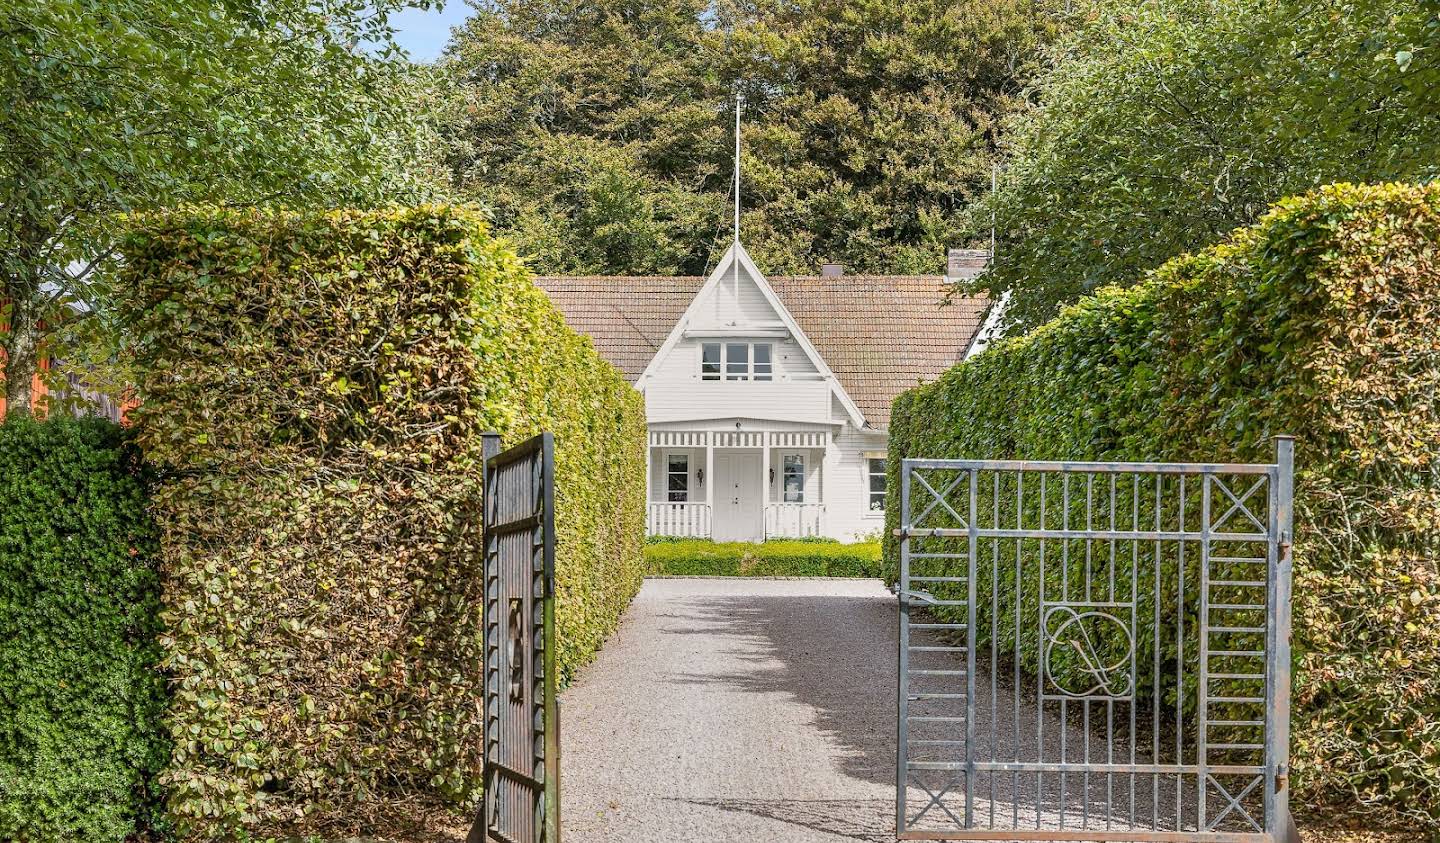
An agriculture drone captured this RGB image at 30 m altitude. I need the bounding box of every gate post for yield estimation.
[1267,436,1298,843]
[481,431,503,482]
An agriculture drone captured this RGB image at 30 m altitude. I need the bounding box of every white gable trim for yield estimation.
[637,242,868,429]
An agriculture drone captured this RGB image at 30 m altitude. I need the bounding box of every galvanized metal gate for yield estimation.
[895,439,1294,842]
[470,432,560,843]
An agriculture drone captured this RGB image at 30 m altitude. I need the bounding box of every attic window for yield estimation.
[701,342,773,381]
[701,343,722,380]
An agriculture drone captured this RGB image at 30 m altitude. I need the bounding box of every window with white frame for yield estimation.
[667,454,689,502]
[725,343,748,379]
[868,457,887,512]
[752,343,772,380]
[701,343,721,380]
[700,342,773,381]
[783,454,805,503]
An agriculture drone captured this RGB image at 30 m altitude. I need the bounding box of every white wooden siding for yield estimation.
[646,379,832,424]
[823,427,889,542]
[701,266,778,325]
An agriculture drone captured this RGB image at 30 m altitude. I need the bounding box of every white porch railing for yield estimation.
[764,503,826,538]
[648,502,712,537]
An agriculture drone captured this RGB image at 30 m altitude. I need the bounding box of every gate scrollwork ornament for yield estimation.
[1042,605,1135,699]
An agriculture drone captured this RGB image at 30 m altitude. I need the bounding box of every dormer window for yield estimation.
[725,343,748,379]
[701,344,722,380]
[701,342,774,381]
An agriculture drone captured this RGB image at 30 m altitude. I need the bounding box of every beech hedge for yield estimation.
[118,206,645,840]
[0,416,166,842]
[885,183,1439,830]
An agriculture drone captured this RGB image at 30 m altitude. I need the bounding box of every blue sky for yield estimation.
[388,1,473,63]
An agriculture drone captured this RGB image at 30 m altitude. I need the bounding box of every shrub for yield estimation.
[117,206,645,840]
[0,416,166,842]
[647,539,883,577]
[886,183,1440,831]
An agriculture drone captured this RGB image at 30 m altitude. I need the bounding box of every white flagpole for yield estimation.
[734,92,743,244]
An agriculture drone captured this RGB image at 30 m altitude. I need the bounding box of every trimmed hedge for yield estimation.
[886,183,1440,830]
[117,206,645,840]
[647,539,883,577]
[0,416,166,842]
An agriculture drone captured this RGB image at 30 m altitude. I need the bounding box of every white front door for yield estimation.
[713,451,762,542]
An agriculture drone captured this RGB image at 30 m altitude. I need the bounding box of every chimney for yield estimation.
[946,248,991,281]
[820,262,844,277]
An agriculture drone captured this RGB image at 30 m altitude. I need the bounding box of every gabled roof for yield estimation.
[535,260,990,429]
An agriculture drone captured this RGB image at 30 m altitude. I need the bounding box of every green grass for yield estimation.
[645,538,884,577]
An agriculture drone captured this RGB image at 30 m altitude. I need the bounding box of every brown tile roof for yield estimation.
[534,274,990,429]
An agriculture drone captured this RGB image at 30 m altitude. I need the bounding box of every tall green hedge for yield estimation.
[117,206,645,840]
[0,416,167,842]
[887,183,1439,831]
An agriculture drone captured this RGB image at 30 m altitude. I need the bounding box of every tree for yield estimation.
[441,0,1058,276]
[0,0,443,415]
[977,0,1440,332]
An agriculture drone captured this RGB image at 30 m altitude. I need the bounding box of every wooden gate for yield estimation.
[469,432,560,843]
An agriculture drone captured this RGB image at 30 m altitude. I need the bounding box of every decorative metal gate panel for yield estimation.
[896,439,1294,842]
[470,432,560,843]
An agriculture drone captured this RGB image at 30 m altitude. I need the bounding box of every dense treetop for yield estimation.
[979,0,1440,331]
[0,0,441,412]
[441,0,1057,276]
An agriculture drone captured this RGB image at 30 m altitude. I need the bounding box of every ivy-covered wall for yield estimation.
[886,183,1439,830]
[118,206,645,840]
[0,416,166,842]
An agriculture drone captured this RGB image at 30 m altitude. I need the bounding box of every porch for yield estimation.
[646,428,829,541]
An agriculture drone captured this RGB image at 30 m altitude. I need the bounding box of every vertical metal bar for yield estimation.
[1110,474,1118,601]
[1083,473,1094,829]
[1036,474,1047,828]
[1153,473,1162,831]
[1085,473,1094,602]
[1267,437,1296,842]
[1198,473,1213,830]
[1083,698,1091,828]
[966,467,979,829]
[1014,471,1023,829]
[1176,474,1186,828]
[897,460,913,835]
[1060,473,1069,828]
[991,471,1000,828]
[1129,473,1139,830]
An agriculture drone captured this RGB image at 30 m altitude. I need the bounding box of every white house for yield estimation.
[535,242,992,542]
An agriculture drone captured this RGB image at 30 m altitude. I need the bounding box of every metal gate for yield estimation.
[896,438,1294,842]
[470,432,560,843]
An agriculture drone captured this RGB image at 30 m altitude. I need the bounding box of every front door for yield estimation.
[713,451,762,542]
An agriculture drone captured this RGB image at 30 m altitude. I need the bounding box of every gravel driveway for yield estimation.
[560,577,902,843]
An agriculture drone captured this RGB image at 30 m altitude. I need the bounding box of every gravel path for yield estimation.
[560,578,901,843]
[558,577,1201,843]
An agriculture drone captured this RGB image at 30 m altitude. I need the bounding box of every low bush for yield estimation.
[886,183,1440,830]
[0,416,166,842]
[647,539,883,577]
[118,206,645,840]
